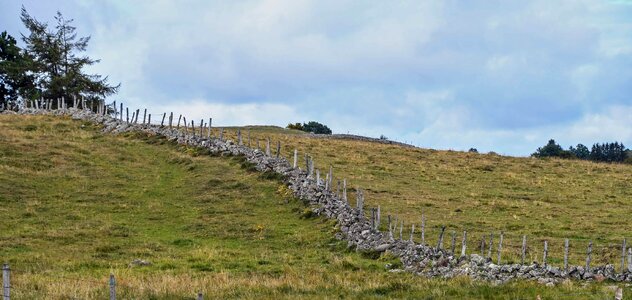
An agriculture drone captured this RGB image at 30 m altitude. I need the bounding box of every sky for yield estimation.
[1,0,631,155]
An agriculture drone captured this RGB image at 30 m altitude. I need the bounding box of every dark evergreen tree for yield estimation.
[0,31,36,108]
[20,7,118,107]
[532,139,567,158]
[569,143,590,160]
[302,121,332,134]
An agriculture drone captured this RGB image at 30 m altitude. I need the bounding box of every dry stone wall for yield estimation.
[6,107,632,286]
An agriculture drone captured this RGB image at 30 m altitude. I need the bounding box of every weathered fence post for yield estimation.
[564,238,569,272]
[142,109,147,124]
[461,230,467,257]
[131,112,136,124]
[109,273,116,300]
[376,205,381,230]
[399,220,403,240]
[177,114,182,128]
[266,138,271,156]
[197,292,203,300]
[342,179,347,202]
[293,149,298,168]
[276,141,281,158]
[199,119,204,136]
[169,112,173,128]
[622,238,627,273]
[497,231,503,264]
[219,128,224,141]
[126,107,129,123]
[148,114,151,125]
[134,109,140,123]
[628,248,632,272]
[521,235,527,264]
[3,263,10,300]
[586,241,593,271]
[410,224,415,242]
[487,233,493,259]
[421,213,426,244]
[437,226,446,250]
[161,113,166,126]
[308,157,314,178]
[208,118,212,139]
[119,103,123,121]
[316,169,320,186]
[191,120,196,137]
[543,240,548,267]
[451,231,456,254]
[388,215,393,240]
[237,129,242,145]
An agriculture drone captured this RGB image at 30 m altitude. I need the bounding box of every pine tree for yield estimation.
[20,7,118,107]
[0,31,36,108]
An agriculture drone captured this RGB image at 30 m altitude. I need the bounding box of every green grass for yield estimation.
[220,126,632,268]
[0,114,625,299]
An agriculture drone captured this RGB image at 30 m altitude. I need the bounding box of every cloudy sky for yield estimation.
[2,1,631,155]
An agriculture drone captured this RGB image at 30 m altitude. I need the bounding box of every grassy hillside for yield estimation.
[223,126,632,267]
[0,114,623,299]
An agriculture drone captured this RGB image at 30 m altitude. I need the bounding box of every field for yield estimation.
[0,114,625,299]
[223,126,632,268]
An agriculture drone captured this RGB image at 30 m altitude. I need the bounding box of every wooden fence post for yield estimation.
[461,230,467,257]
[135,109,139,123]
[131,112,136,124]
[276,141,281,158]
[197,292,203,300]
[161,113,166,126]
[564,238,569,272]
[219,128,223,141]
[142,109,147,124]
[628,248,632,272]
[266,138,271,156]
[237,129,242,145]
[376,205,380,230]
[126,107,129,123]
[119,103,123,121]
[399,220,403,240]
[497,231,503,264]
[293,149,298,168]
[410,224,415,242]
[109,273,116,300]
[191,120,195,136]
[622,238,627,273]
[543,240,548,267]
[316,170,320,186]
[199,119,204,136]
[177,114,182,128]
[388,215,393,240]
[586,241,592,271]
[437,226,446,250]
[487,233,493,259]
[421,213,426,244]
[148,114,151,125]
[208,118,212,139]
[169,112,173,128]
[3,263,10,300]
[342,179,347,202]
[521,235,527,264]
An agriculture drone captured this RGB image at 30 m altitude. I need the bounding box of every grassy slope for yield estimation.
[223,126,632,267]
[0,115,622,299]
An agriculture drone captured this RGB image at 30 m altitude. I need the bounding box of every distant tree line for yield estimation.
[286,121,332,134]
[0,7,118,110]
[532,139,631,163]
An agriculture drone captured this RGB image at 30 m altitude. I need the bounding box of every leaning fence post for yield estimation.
[142,109,147,124]
[497,231,503,264]
[109,273,116,300]
[564,238,569,272]
[437,226,446,250]
[521,235,527,264]
[461,230,467,257]
[135,109,140,124]
[543,240,548,267]
[586,241,592,271]
[622,238,627,273]
[177,114,182,128]
[3,263,10,300]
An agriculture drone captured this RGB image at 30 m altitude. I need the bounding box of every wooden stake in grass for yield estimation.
[388,215,393,240]
[564,238,569,272]
[208,118,212,139]
[293,149,298,168]
[266,138,271,156]
[237,129,242,145]
[586,241,592,271]
[521,235,527,264]
[316,169,320,186]
[342,179,347,202]
[248,129,251,146]
[126,107,129,123]
[543,240,548,267]
[161,113,166,126]
[191,120,196,137]
[376,205,381,230]
[410,224,415,243]
[119,103,123,121]
[177,114,182,128]
[497,231,504,264]
[487,233,493,259]
[3,263,10,300]
[461,230,467,257]
[276,141,281,158]
[109,273,116,300]
[148,114,151,125]
[437,226,446,250]
[135,109,140,123]
[421,213,426,244]
[622,238,627,273]
[169,112,173,128]
[131,112,136,124]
